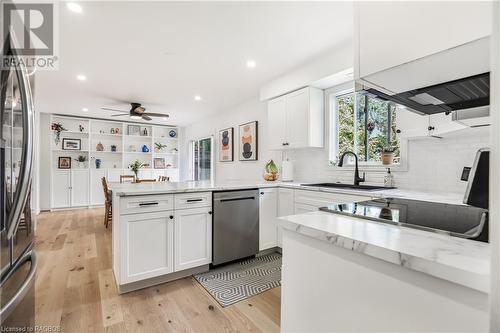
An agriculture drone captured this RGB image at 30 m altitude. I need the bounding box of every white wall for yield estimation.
[39,113,52,210]
[287,126,490,194]
[181,97,281,182]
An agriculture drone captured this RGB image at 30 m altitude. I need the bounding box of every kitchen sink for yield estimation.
[301,183,395,191]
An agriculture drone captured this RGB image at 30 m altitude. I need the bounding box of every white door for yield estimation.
[429,113,467,136]
[52,170,71,208]
[286,88,310,148]
[71,169,89,206]
[121,211,174,283]
[174,207,212,271]
[395,108,429,139]
[267,96,287,150]
[278,188,295,247]
[90,169,106,205]
[259,188,278,251]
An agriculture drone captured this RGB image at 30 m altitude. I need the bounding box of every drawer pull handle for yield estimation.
[208,211,213,215]
[169,215,174,219]
[139,202,159,207]
[186,198,203,203]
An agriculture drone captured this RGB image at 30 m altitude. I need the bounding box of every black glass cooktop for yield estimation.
[319,198,488,242]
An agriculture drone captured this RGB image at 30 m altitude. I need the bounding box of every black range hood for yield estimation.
[365,72,490,115]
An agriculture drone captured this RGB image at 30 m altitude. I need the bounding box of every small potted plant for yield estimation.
[381,146,396,165]
[129,160,144,182]
[154,142,167,153]
[51,122,67,145]
[74,155,87,168]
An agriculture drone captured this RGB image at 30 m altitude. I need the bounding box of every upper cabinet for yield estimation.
[355,1,492,93]
[267,87,324,150]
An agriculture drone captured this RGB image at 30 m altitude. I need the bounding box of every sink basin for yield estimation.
[301,183,395,191]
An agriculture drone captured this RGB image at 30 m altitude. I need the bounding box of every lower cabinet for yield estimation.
[52,169,89,208]
[174,207,212,271]
[259,188,279,251]
[277,188,295,247]
[294,189,372,213]
[121,210,175,283]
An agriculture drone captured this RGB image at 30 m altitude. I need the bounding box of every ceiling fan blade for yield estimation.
[144,112,169,118]
[141,114,152,121]
[110,114,129,117]
[101,107,129,113]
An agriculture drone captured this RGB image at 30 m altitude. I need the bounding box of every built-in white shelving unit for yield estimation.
[50,115,180,209]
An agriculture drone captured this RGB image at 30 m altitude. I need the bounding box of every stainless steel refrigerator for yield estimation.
[0,33,36,328]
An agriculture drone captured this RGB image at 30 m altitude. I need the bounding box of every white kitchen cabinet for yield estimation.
[294,203,318,215]
[259,188,278,251]
[294,189,372,214]
[355,2,492,79]
[90,169,106,205]
[268,97,287,150]
[174,207,212,271]
[267,87,324,150]
[71,169,89,206]
[52,170,71,208]
[121,211,174,283]
[395,108,467,139]
[277,188,294,247]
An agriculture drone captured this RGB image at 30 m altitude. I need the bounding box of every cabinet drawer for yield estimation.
[294,190,371,208]
[175,192,212,210]
[120,194,174,215]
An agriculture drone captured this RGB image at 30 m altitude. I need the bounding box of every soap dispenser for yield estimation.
[384,168,394,187]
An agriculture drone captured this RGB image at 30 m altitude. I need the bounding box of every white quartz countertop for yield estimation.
[280,211,490,292]
[109,180,465,205]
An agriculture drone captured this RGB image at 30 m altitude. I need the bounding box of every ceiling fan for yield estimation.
[101,102,169,121]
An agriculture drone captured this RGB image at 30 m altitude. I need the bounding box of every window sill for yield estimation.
[328,162,408,172]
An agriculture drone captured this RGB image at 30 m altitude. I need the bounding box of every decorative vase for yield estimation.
[382,152,394,165]
[96,142,104,151]
[95,159,102,169]
[111,145,117,152]
[142,145,150,153]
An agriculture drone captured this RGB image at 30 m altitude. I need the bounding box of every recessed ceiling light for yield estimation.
[194,95,202,101]
[82,107,88,112]
[67,2,83,13]
[76,74,87,81]
[246,60,256,68]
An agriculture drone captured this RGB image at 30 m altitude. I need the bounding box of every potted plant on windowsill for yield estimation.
[381,146,396,165]
[129,160,144,182]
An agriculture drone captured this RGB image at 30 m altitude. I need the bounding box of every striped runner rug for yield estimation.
[194,253,282,307]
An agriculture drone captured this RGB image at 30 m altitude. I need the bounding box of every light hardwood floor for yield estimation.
[34,208,281,332]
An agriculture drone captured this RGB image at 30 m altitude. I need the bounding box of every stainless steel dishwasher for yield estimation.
[212,189,259,265]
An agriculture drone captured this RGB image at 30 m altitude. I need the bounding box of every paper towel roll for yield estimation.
[282,159,294,182]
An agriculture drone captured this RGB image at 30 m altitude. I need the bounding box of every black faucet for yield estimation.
[337,151,365,186]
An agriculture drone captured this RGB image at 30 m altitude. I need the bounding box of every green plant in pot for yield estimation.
[155,142,167,153]
[129,160,144,182]
[74,155,87,168]
[264,160,279,181]
[381,146,396,165]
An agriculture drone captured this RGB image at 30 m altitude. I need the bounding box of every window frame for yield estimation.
[327,85,408,171]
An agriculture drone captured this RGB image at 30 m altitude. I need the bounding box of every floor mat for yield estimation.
[194,253,282,307]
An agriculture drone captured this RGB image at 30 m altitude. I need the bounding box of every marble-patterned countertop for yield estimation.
[109,180,465,205]
[279,211,490,292]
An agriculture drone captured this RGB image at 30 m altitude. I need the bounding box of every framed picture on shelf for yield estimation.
[154,158,166,169]
[239,121,258,161]
[58,157,71,169]
[127,125,141,136]
[219,127,233,162]
[62,138,81,150]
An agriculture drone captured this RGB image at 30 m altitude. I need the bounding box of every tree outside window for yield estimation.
[335,92,400,164]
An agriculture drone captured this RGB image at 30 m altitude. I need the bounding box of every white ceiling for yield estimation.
[35,1,353,126]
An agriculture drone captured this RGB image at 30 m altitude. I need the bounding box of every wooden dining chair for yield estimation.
[101,177,112,229]
[120,175,135,183]
[136,179,156,183]
[158,176,169,182]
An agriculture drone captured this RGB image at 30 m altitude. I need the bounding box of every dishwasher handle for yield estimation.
[217,196,256,203]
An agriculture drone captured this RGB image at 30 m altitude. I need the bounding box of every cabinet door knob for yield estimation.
[169,215,174,219]
[208,211,212,215]
[396,129,401,134]
[282,142,286,146]
[428,126,435,131]
[260,192,264,195]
